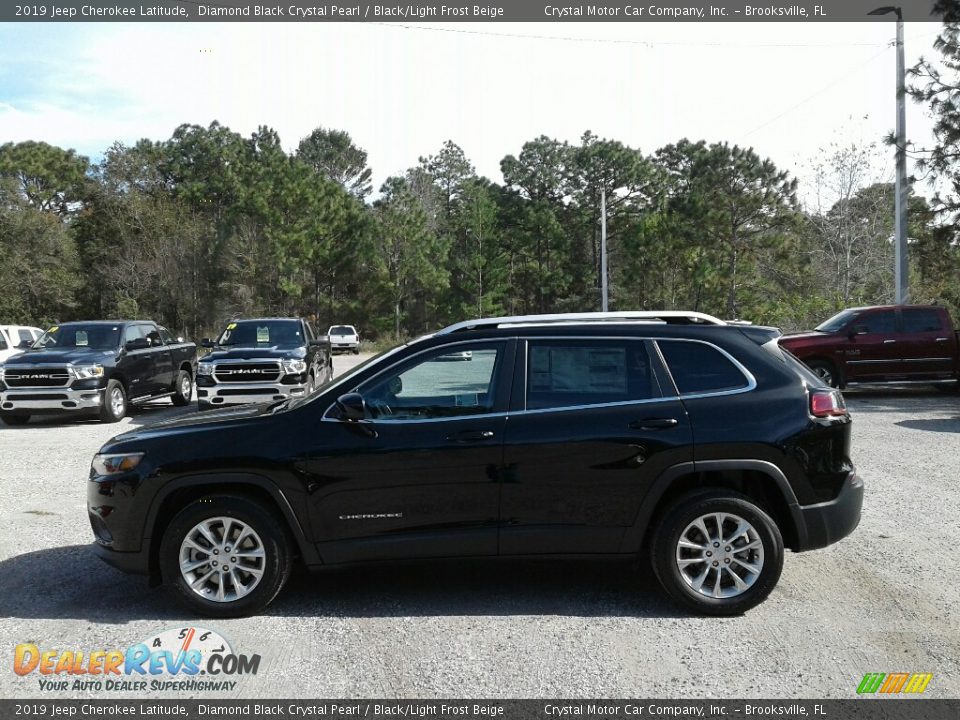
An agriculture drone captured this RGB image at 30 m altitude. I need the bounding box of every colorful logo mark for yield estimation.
[857,672,933,695]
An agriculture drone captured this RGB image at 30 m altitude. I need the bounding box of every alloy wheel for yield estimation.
[178,517,266,603]
[675,512,765,599]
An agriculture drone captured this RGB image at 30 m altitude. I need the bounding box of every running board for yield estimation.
[130,392,174,405]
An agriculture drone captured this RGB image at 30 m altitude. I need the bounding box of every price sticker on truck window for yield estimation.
[256,326,270,343]
[48,326,58,333]
[227,322,237,330]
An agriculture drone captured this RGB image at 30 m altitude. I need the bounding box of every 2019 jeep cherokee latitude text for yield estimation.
[87,312,862,617]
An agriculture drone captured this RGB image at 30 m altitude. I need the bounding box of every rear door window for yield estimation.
[901,309,944,333]
[525,339,658,410]
[657,340,751,395]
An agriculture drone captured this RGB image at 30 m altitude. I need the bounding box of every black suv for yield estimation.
[87,312,862,617]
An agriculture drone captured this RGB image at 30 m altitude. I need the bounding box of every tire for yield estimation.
[159,494,292,618]
[197,400,214,412]
[806,359,839,388]
[353,347,360,355]
[99,380,127,423]
[172,369,193,406]
[0,414,30,426]
[651,490,784,616]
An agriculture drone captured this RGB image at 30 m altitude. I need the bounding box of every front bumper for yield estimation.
[795,471,863,551]
[92,542,150,575]
[197,382,308,407]
[0,387,103,413]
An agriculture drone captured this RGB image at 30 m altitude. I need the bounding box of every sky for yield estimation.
[0,21,946,204]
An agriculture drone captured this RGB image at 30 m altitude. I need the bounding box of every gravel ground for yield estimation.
[1,363,958,699]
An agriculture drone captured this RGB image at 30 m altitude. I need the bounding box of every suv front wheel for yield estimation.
[651,490,784,616]
[159,495,292,617]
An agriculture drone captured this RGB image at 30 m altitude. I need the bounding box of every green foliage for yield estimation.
[4,116,959,340]
[0,141,89,216]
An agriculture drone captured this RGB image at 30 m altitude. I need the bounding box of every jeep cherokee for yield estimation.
[87,311,862,617]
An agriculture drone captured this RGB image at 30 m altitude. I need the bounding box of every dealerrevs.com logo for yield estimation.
[13,627,260,692]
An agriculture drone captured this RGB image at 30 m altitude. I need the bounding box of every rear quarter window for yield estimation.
[658,340,751,395]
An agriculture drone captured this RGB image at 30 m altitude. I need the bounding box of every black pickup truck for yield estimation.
[195,317,332,411]
[0,321,197,425]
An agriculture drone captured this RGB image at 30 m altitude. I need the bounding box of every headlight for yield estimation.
[282,359,307,374]
[91,453,145,476]
[197,363,214,376]
[72,364,104,380]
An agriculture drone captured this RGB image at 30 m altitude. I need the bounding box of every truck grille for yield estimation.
[213,362,281,383]
[3,367,71,387]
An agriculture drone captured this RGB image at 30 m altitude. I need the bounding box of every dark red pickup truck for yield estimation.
[778,305,960,389]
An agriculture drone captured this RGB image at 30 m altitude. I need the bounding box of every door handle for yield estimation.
[446,430,495,442]
[936,337,949,342]
[883,339,896,344]
[629,418,679,431]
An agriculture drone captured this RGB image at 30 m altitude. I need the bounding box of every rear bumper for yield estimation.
[794,471,863,551]
[1,387,103,413]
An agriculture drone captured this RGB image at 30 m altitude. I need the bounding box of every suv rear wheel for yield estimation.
[651,490,784,616]
[159,494,292,617]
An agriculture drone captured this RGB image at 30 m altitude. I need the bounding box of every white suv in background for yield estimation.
[0,325,43,364]
[327,324,360,354]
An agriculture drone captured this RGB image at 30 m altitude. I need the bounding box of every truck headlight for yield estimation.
[282,359,307,374]
[197,363,214,376]
[91,453,144,476]
[72,364,104,380]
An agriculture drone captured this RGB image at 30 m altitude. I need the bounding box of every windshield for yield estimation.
[33,324,122,350]
[329,326,356,335]
[217,320,303,347]
[815,309,860,333]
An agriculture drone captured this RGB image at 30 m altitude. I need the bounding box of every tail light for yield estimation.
[810,389,847,418]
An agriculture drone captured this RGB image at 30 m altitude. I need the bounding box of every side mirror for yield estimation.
[18,340,33,348]
[176,336,185,343]
[335,392,366,421]
[850,324,868,337]
[125,337,150,351]
[308,339,326,347]
[200,338,216,349]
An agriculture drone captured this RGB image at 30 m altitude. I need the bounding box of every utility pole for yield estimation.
[601,186,608,312]
[870,5,909,304]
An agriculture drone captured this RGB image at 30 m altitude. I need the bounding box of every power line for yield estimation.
[740,45,893,139]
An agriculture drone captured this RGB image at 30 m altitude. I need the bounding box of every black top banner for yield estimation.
[0,0,948,22]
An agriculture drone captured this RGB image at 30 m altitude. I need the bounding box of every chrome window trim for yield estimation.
[320,334,758,424]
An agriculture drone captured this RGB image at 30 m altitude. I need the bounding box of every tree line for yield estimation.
[3,33,960,341]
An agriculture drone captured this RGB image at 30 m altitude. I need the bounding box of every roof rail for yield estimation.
[436,311,727,335]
